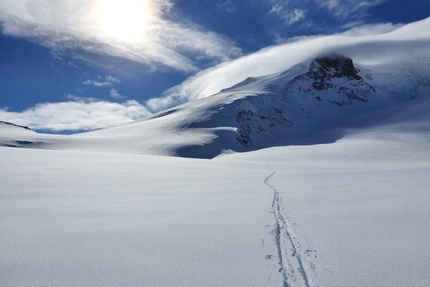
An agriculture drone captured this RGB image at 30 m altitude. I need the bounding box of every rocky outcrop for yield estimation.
[236,108,292,146]
[286,54,376,105]
[234,54,378,146]
[307,54,362,85]
[0,121,32,131]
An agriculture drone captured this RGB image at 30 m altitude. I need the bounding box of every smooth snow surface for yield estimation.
[1,115,430,286]
[1,54,430,286]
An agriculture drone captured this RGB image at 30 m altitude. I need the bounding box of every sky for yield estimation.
[0,0,429,133]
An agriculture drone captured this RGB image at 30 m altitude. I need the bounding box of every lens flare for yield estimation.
[93,0,151,42]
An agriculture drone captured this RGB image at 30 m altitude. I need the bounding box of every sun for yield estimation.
[93,0,151,42]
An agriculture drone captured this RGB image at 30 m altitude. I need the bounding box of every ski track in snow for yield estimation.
[264,165,316,287]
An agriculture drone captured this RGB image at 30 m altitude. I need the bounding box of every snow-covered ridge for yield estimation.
[1,54,429,158]
[232,54,380,146]
[0,121,32,131]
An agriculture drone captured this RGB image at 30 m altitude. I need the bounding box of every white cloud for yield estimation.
[109,89,123,99]
[149,18,430,112]
[0,0,241,72]
[0,100,151,132]
[146,93,184,113]
[3,17,429,132]
[65,94,100,102]
[83,80,111,87]
[339,22,402,37]
[105,75,120,83]
[269,1,306,26]
[288,9,306,25]
[82,75,121,87]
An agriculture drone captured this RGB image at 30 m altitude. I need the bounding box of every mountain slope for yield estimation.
[2,117,430,287]
[1,54,429,158]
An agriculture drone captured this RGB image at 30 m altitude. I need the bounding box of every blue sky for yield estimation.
[0,0,429,133]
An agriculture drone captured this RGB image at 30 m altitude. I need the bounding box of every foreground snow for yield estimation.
[2,47,430,287]
[2,115,430,286]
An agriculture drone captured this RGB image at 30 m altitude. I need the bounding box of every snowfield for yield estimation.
[1,54,430,286]
[2,109,430,286]
[0,148,281,286]
[1,54,429,159]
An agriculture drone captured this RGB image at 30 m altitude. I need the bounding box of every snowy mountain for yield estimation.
[2,54,430,287]
[1,54,429,158]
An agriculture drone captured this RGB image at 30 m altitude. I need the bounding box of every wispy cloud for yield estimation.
[109,89,123,99]
[216,0,237,13]
[82,75,121,87]
[65,94,100,102]
[82,80,111,87]
[267,0,387,31]
[0,99,150,132]
[269,3,306,26]
[315,0,387,19]
[0,0,241,72]
[339,22,402,36]
[2,18,429,132]
[150,18,430,111]
[105,75,120,83]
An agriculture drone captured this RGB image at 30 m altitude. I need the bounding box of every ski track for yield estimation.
[264,165,316,287]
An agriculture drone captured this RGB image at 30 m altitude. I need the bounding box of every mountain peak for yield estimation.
[2,54,428,159]
[307,54,362,87]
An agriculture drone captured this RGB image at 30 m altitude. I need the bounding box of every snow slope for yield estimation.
[1,54,429,158]
[1,54,430,286]
[1,104,430,286]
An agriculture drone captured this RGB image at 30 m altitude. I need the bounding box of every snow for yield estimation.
[0,148,280,286]
[1,54,430,286]
[2,54,429,159]
[223,54,430,152]
[2,110,430,286]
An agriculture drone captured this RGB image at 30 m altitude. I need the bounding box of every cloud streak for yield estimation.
[0,100,151,132]
[267,0,387,30]
[0,0,241,72]
[269,2,306,26]
[315,0,387,19]
[150,18,430,111]
[216,0,237,13]
[2,18,429,133]
[83,75,121,87]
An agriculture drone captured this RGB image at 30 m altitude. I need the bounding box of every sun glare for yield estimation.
[93,0,151,42]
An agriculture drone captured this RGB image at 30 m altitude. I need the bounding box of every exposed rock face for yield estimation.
[307,54,362,84]
[287,54,376,105]
[0,121,32,131]
[236,108,292,146]
[235,54,378,146]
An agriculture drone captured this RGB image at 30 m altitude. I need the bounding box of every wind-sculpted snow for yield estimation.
[1,54,430,158]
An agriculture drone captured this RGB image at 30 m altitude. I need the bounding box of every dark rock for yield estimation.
[234,54,377,147]
[235,107,292,146]
[307,53,362,82]
[0,121,32,131]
